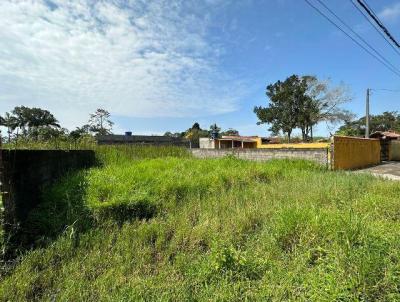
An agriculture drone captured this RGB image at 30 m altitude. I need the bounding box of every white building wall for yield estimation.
[199,138,216,149]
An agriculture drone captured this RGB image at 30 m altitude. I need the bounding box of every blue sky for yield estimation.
[0,0,399,137]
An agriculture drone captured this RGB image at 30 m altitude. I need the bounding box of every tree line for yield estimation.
[0,105,239,145]
[0,107,114,143]
[337,111,400,136]
[164,123,239,146]
[2,74,398,145]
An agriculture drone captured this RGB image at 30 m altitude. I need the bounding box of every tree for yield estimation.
[184,122,208,147]
[304,77,353,139]
[164,131,183,138]
[70,124,91,141]
[12,106,30,137]
[191,122,201,131]
[337,111,400,136]
[254,75,353,142]
[88,109,113,136]
[9,106,60,140]
[35,127,68,141]
[209,123,221,139]
[221,128,239,136]
[0,112,18,143]
[254,75,306,142]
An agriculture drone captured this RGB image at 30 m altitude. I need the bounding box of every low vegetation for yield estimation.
[1,147,400,301]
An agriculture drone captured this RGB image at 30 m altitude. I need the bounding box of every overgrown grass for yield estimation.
[2,137,96,150]
[95,145,191,165]
[1,149,400,301]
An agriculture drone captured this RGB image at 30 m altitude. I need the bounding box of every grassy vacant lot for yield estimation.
[1,146,400,301]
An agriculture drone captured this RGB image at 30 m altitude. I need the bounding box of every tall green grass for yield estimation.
[1,151,400,301]
[95,145,191,165]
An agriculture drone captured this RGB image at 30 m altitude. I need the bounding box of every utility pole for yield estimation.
[365,88,370,138]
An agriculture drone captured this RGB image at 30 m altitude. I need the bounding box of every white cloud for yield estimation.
[0,0,244,129]
[378,2,400,22]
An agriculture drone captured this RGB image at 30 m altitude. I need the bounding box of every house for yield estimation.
[369,130,400,140]
[199,136,259,149]
[199,135,330,149]
[370,130,400,161]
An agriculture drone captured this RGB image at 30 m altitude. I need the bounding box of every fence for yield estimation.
[332,136,381,170]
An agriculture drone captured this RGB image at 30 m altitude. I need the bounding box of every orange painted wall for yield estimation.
[333,136,381,170]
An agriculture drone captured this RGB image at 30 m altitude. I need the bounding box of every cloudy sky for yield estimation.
[1,0,400,136]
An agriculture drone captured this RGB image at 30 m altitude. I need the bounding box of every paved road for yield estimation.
[357,161,400,181]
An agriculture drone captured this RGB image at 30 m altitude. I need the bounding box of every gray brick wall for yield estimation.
[190,148,328,166]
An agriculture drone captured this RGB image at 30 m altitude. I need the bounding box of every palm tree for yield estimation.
[27,108,60,129]
[0,112,18,143]
[12,106,30,137]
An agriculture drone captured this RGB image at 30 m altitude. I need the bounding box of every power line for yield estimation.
[315,0,400,74]
[356,0,400,48]
[303,0,400,78]
[370,88,400,93]
[350,0,400,57]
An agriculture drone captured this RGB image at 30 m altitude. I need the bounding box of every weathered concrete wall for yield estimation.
[332,136,381,170]
[390,140,400,161]
[199,138,215,149]
[0,150,95,253]
[190,148,328,166]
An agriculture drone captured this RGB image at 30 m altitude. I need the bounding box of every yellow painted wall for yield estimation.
[255,138,329,149]
[390,140,400,161]
[333,136,380,170]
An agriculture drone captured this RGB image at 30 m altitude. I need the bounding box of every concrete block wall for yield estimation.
[0,150,95,255]
[190,148,328,166]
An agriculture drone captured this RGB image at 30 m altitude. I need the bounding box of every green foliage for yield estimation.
[184,122,209,147]
[0,106,63,144]
[221,128,239,136]
[255,75,352,141]
[337,111,400,137]
[255,75,305,141]
[2,153,400,301]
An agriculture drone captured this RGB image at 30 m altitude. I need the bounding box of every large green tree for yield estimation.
[6,106,61,140]
[254,75,308,142]
[254,75,352,142]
